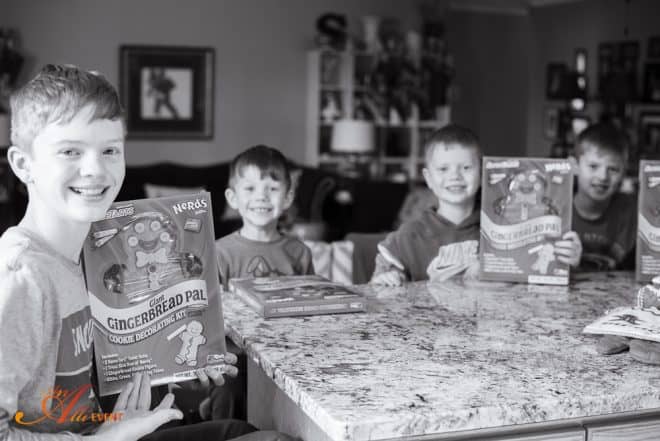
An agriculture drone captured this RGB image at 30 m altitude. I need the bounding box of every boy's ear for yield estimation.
[421,167,431,188]
[283,188,294,211]
[7,146,33,185]
[568,155,579,174]
[224,188,238,209]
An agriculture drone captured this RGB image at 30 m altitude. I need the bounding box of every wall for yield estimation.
[527,0,660,157]
[1,0,424,166]
[447,8,531,157]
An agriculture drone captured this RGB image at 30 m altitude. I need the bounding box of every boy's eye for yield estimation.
[59,149,79,157]
[104,146,122,155]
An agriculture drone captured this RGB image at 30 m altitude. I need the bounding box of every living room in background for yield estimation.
[120,45,214,139]
[306,10,453,183]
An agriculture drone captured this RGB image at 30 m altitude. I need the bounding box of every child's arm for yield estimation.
[370,248,406,287]
[553,231,583,267]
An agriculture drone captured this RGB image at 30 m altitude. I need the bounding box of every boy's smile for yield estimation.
[576,147,624,202]
[26,104,125,225]
[225,165,291,239]
[423,144,481,207]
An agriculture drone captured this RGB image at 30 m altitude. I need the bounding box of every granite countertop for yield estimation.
[222,272,660,441]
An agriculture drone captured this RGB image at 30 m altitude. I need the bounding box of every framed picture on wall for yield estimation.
[598,40,640,101]
[643,63,660,103]
[546,63,568,100]
[120,45,214,139]
[543,107,559,140]
[648,36,660,59]
[640,112,660,158]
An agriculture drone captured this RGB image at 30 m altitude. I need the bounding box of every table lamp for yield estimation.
[330,119,375,154]
[330,119,375,178]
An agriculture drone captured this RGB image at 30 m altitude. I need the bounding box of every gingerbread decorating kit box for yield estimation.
[637,160,660,282]
[83,192,226,396]
[479,157,573,285]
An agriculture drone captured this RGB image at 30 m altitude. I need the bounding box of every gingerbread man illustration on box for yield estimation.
[171,320,206,367]
[529,243,555,274]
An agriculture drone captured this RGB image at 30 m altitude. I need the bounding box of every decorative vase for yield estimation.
[361,16,381,53]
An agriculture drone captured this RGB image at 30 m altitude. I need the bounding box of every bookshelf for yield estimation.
[306,49,451,182]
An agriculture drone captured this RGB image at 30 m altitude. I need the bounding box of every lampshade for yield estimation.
[330,119,375,154]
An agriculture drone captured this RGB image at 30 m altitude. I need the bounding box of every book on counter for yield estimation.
[583,306,660,343]
[479,156,573,285]
[83,192,226,396]
[229,275,367,318]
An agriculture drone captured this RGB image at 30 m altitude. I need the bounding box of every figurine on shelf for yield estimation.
[361,16,382,53]
[321,92,341,124]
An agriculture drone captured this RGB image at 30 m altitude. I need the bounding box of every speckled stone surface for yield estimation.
[222,272,660,441]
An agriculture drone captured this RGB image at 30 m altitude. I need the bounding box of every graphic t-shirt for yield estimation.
[378,207,480,282]
[572,193,637,271]
[215,231,315,288]
[0,227,98,437]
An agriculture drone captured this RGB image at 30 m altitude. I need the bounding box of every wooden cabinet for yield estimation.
[586,419,660,441]
[306,49,450,182]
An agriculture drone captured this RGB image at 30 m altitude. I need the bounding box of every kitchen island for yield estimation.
[222,272,660,441]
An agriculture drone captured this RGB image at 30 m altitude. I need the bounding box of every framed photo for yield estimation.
[120,45,214,139]
[543,107,559,140]
[546,63,568,100]
[648,36,660,59]
[640,112,660,157]
[598,40,640,100]
[643,63,660,103]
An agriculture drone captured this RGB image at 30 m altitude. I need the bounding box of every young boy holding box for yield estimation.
[205,145,314,421]
[0,64,291,441]
[570,123,637,271]
[370,124,583,286]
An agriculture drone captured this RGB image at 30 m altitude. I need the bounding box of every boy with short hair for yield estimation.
[0,65,289,441]
[215,144,314,286]
[370,124,582,286]
[206,145,314,421]
[0,63,187,440]
[571,123,636,271]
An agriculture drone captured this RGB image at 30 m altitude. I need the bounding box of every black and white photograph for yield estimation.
[648,35,660,59]
[5,2,660,441]
[120,45,214,139]
[644,63,660,103]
